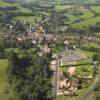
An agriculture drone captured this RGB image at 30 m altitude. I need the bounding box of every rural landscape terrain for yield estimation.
[0,0,100,100]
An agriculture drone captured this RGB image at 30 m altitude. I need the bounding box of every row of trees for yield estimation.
[80,46,100,53]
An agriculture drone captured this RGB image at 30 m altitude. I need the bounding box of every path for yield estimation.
[68,67,76,75]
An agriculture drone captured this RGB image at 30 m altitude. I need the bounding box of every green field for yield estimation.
[75,64,93,78]
[55,5,71,12]
[79,8,94,19]
[55,3,100,32]
[15,16,41,25]
[65,14,80,24]
[0,1,14,6]
[57,95,66,100]
[0,59,10,100]
[91,6,100,14]
[0,1,32,14]
[0,0,99,33]
[71,16,100,29]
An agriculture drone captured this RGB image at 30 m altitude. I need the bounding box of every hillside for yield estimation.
[0,0,100,35]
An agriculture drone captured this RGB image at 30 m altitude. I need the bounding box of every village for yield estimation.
[0,21,100,100]
[11,23,100,100]
[0,0,100,100]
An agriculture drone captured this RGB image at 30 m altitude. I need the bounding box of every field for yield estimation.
[55,5,71,12]
[55,3,100,32]
[0,0,42,26]
[15,16,41,25]
[0,59,9,100]
[91,6,100,14]
[0,1,14,6]
[75,61,93,78]
[71,16,100,29]
[0,1,33,13]
[0,0,100,34]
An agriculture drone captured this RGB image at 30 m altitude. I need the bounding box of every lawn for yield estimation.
[73,74,100,100]
[75,64,93,78]
[82,42,100,49]
[57,95,66,100]
[0,59,10,100]
[76,48,95,58]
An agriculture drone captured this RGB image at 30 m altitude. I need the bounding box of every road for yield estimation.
[54,59,59,98]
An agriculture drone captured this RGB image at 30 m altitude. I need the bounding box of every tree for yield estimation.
[14,21,25,32]
[8,51,52,100]
[0,45,4,58]
[92,53,100,64]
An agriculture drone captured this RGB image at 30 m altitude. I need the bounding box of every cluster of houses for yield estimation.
[59,76,79,96]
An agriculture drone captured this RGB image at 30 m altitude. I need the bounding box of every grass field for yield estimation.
[17,5,32,14]
[91,6,100,14]
[66,14,81,24]
[71,16,100,29]
[0,1,13,6]
[80,9,94,19]
[0,59,9,100]
[55,5,71,12]
[75,64,93,78]
[0,0,42,26]
[55,4,100,32]
[0,1,33,14]
[15,16,41,25]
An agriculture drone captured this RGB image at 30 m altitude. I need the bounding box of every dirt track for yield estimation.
[68,67,76,75]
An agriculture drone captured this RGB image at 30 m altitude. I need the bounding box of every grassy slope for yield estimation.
[0,0,40,25]
[55,3,100,30]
